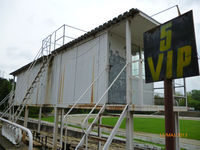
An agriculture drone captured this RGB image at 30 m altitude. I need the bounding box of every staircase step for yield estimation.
[100,113,120,117]
[88,135,107,142]
[93,123,114,129]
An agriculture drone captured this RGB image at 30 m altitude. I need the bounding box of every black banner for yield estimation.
[144,10,199,83]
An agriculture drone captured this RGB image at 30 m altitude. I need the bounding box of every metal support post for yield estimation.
[24,105,29,127]
[37,106,42,133]
[172,80,180,150]
[164,79,175,150]
[183,78,187,108]
[174,112,180,150]
[9,76,15,121]
[85,118,88,150]
[126,19,133,150]
[23,105,29,142]
[126,110,133,150]
[53,107,59,150]
[64,126,67,150]
[138,48,143,105]
[98,115,102,150]
[60,108,64,147]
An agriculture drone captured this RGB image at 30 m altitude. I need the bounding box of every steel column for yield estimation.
[98,115,102,150]
[164,79,175,150]
[126,111,133,150]
[126,19,133,150]
[60,108,64,147]
[173,80,180,150]
[37,106,42,133]
[138,48,143,105]
[183,78,187,108]
[174,112,180,150]
[53,107,59,150]
[9,76,15,121]
[24,105,29,127]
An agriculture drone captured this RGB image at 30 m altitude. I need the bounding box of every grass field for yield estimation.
[41,116,200,140]
[90,117,200,140]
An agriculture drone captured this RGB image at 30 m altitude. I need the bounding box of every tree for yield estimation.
[189,90,200,101]
[0,78,12,110]
[187,90,200,111]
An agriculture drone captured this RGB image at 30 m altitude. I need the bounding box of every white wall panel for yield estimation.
[14,32,108,106]
[59,48,77,105]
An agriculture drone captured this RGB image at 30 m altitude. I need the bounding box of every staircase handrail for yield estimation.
[0,117,33,150]
[81,63,128,129]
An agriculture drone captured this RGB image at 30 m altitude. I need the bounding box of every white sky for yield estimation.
[0,0,200,91]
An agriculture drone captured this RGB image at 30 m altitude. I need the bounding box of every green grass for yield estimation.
[89,117,200,140]
[41,116,54,122]
[41,116,200,140]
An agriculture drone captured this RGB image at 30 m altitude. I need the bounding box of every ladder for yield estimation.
[13,55,52,122]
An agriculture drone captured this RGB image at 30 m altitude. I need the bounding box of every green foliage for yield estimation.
[187,90,200,110]
[42,107,53,115]
[188,99,200,111]
[0,78,12,110]
[189,90,200,101]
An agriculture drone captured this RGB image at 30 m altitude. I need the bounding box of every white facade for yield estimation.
[14,32,109,106]
[13,10,159,107]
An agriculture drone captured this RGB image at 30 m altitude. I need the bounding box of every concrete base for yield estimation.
[0,133,28,150]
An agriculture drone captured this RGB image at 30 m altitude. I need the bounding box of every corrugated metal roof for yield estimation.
[10,8,158,76]
[52,8,140,54]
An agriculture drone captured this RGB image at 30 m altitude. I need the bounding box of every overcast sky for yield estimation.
[0,0,200,91]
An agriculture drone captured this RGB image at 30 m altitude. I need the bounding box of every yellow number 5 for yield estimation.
[160,22,172,51]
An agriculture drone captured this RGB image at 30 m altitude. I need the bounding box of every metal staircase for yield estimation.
[60,63,128,150]
[75,104,128,150]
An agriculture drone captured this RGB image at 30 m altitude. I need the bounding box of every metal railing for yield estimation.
[75,63,128,149]
[60,68,106,148]
[0,117,33,150]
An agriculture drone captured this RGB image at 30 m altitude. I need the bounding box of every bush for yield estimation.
[188,99,200,111]
[0,78,12,111]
